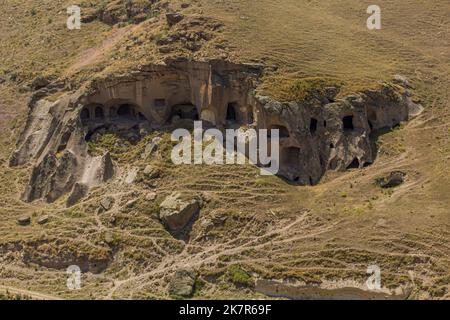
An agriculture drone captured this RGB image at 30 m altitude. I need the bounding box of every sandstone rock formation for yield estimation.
[166,12,184,26]
[168,268,197,297]
[10,57,422,203]
[159,192,200,231]
[82,0,162,25]
[376,171,406,188]
[18,216,31,226]
[100,196,115,211]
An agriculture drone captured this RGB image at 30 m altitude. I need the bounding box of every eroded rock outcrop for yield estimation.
[10,57,422,203]
[22,241,110,274]
[159,192,200,231]
[168,268,197,297]
[254,83,414,184]
[82,0,163,25]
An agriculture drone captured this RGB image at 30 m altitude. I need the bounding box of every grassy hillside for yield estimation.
[0,0,448,299]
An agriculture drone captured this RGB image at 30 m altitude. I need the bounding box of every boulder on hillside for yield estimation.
[18,216,31,226]
[166,12,184,26]
[159,192,200,231]
[31,75,51,90]
[100,196,115,211]
[376,171,406,188]
[168,269,197,297]
[37,215,49,225]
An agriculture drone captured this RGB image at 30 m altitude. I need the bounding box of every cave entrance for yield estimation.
[94,106,105,120]
[226,103,238,122]
[269,125,290,138]
[80,108,90,122]
[310,118,318,134]
[170,103,199,122]
[343,115,354,131]
[117,104,134,117]
[347,157,360,169]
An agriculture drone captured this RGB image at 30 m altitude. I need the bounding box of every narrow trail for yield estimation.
[0,285,62,300]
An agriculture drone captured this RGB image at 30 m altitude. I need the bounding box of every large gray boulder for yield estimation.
[168,269,197,297]
[376,171,406,188]
[159,192,200,231]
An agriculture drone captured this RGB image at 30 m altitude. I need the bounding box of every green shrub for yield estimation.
[226,265,254,287]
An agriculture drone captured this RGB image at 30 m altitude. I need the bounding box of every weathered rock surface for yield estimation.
[100,196,115,211]
[166,12,184,26]
[37,215,49,225]
[159,192,200,231]
[11,58,419,203]
[145,191,157,201]
[376,171,406,188]
[22,151,78,203]
[18,216,31,226]
[143,165,161,179]
[168,269,197,297]
[66,182,89,207]
[142,136,162,159]
[82,0,161,26]
[31,75,51,90]
[22,242,110,274]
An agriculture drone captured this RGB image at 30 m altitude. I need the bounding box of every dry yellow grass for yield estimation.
[0,0,448,299]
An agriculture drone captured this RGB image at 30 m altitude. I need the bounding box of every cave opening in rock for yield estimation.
[347,157,360,169]
[226,102,238,122]
[310,118,318,134]
[343,115,354,131]
[170,103,199,122]
[269,125,290,138]
[80,108,90,121]
[85,125,110,141]
[94,106,105,120]
[117,104,133,117]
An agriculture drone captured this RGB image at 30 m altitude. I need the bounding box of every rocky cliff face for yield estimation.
[255,83,412,184]
[10,58,421,204]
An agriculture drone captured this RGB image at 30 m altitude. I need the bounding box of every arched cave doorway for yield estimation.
[117,104,133,117]
[226,103,238,122]
[94,106,105,120]
[80,108,90,122]
[343,115,354,131]
[170,103,199,122]
[269,125,290,138]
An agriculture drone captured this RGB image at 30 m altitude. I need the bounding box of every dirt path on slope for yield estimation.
[0,285,62,300]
